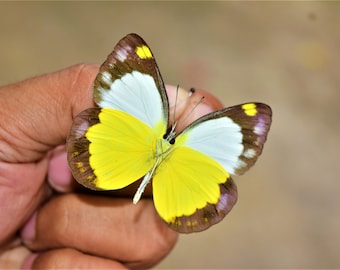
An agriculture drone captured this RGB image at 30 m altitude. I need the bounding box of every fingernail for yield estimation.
[20,212,37,243]
[22,253,38,270]
[48,151,73,192]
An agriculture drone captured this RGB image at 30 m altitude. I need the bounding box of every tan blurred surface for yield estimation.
[1,2,339,268]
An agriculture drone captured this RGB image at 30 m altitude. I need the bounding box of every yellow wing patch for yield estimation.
[75,162,86,173]
[136,45,153,59]
[242,103,258,116]
[152,146,229,223]
[86,108,158,190]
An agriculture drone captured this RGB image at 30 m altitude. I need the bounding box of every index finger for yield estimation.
[22,194,178,269]
[0,64,98,163]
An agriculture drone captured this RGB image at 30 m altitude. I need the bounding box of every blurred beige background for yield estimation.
[1,2,339,269]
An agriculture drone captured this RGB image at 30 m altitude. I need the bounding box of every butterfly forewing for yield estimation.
[93,34,168,132]
[68,34,169,191]
[178,102,272,176]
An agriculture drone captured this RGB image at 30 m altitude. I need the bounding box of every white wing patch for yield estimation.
[178,117,244,175]
[96,71,165,130]
[100,71,113,86]
[243,148,256,158]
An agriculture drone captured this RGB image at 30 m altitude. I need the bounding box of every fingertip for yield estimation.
[165,85,193,124]
[169,86,224,132]
[195,88,224,111]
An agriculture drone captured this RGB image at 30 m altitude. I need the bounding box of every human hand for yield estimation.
[0,64,224,269]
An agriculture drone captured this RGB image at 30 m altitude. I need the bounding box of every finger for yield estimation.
[0,158,52,244]
[23,248,127,270]
[0,247,30,269]
[0,64,99,163]
[21,194,178,268]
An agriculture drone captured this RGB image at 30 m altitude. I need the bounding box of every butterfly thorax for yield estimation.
[156,138,173,160]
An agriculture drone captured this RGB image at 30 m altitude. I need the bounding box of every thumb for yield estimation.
[0,64,99,163]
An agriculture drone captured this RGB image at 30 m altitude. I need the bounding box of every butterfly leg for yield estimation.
[133,157,161,204]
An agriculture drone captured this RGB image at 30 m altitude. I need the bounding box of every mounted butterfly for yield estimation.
[67,33,272,233]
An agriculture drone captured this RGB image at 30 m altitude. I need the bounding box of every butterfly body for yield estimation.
[67,34,272,233]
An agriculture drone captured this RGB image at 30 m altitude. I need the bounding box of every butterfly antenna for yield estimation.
[164,85,179,141]
[172,85,180,129]
[178,95,205,131]
[133,157,161,204]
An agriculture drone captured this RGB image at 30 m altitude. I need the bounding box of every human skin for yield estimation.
[0,64,223,269]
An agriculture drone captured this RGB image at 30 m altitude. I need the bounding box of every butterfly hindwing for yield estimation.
[67,107,102,190]
[167,178,238,233]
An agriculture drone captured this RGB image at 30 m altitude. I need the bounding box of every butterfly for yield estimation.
[67,33,272,233]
